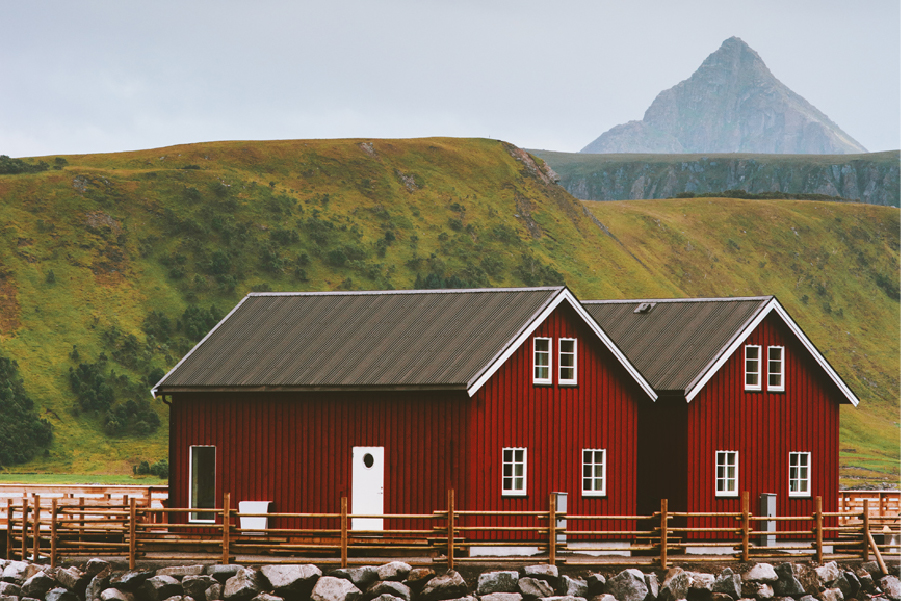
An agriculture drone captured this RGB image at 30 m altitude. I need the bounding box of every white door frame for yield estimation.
[351,446,384,531]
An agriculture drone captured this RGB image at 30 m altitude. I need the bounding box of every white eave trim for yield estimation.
[150,295,253,398]
[466,288,657,401]
[684,298,859,406]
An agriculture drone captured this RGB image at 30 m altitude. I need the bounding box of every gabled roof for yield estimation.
[153,287,657,400]
[583,296,858,406]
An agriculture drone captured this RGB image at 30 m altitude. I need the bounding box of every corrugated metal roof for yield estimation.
[155,287,566,392]
[582,297,772,393]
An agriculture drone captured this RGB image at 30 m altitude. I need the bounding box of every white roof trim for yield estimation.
[150,295,252,398]
[466,288,657,401]
[684,298,859,406]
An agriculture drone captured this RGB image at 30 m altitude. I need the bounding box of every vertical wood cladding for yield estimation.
[684,313,841,537]
[169,302,646,539]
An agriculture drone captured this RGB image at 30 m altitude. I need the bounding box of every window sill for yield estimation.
[582,492,606,498]
[559,382,578,388]
[501,492,527,497]
[788,493,811,498]
[532,382,552,387]
[715,493,739,498]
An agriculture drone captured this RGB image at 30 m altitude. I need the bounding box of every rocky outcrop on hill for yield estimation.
[531,150,900,207]
[582,37,868,155]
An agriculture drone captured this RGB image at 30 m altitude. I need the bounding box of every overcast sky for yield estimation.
[2,0,899,158]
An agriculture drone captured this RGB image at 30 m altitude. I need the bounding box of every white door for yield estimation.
[351,446,384,531]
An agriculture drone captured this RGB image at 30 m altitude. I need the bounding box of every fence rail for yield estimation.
[3,490,898,573]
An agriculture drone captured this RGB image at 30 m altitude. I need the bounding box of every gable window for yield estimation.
[745,345,761,391]
[189,445,216,522]
[582,448,606,496]
[559,338,577,385]
[768,346,785,391]
[789,452,810,497]
[502,447,527,496]
[715,450,738,497]
[533,338,552,384]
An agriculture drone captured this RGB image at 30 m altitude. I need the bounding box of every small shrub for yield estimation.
[45,270,56,284]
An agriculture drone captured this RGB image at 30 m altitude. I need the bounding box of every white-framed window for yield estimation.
[559,338,577,385]
[745,345,761,391]
[533,338,552,384]
[768,346,785,391]
[189,445,216,522]
[502,447,527,496]
[582,448,606,496]
[715,450,738,497]
[789,452,810,497]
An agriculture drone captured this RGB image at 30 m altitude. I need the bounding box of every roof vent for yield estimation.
[634,302,656,314]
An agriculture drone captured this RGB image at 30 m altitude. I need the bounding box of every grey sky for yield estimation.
[2,0,899,158]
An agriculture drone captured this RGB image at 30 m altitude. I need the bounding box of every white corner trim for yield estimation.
[150,295,253,398]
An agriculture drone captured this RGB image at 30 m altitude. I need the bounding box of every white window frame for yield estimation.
[502,447,527,496]
[558,338,577,385]
[189,445,216,523]
[768,345,785,392]
[533,338,552,385]
[745,345,761,391]
[715,450,738,497]
[581,448,606,497]
[789,451,811,497]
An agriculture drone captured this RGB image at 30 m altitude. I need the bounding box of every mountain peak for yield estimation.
[581,38,867,155]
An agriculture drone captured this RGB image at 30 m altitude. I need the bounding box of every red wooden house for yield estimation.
[583,296,859,535]
[152,287,657,534]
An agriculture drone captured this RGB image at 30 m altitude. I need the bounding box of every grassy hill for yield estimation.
[0,138,897,487]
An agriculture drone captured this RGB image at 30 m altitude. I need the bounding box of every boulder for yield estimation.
[686,573,713,601]
[376,564,411,583]
[820,589,843,601]
[540,597,586,601]
[518,579,554,600]
[659,569,690,601]
[143,575,184,601]
[260,565,321,599]
[251,595,284,601]
[183,576,218,601]
[102,589,137,601]
[1,561,30,584]
[87,568,114,601]
[224,570,263,601]
[773,575,804,598]
[420,572,468,601]
[754,584,774,599]
[478,573,520,596]
[111,571,156,592]
[0,595,19,601]
[712,569,740,600]
[206,584,223,601]
[606,570,649,601]
[371,596,403,601]
[57,567,90,593]
[562,577,588,599]
[159,567,206,579]
[799,597,818,601]
[710,594,733,601]
[835,573,859,600]
[744,567,778,585]
[815,564,840,587]
[856,571,877,595]
[46,588,80,601]
[367,581,411,601]
[22,572,57,599]
[331,568,379,591]
[645,574,659,601]
[587,575,606,598]
[523,567,558,587]
[481,594,523,601]
[404,569,435,594]
[590,596,616,601]
[311,577,362,601]
[0,583,21,597]
[774,565,798,581]
[206,567,245,586]
[85,560,111,578]
[880,576,901,601]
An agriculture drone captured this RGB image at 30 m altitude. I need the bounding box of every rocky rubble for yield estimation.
[0,558,897,601]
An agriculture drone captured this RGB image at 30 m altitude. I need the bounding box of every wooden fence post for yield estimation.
[6,499,12,560]
[548,493,556,566]
[446,490,454,571]
[32,495,41,562]
[21,496,29,561]
[78,496,85,550]
[741,491,750,562]
[660,498,668,570]
[129,497,137,570]
[814,496,824,565]
[862,498,870,562]
[340,496,348,569]
[222,493,231,565]
[50,499,58,569]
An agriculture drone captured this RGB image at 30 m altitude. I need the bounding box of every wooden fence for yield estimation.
[3,490,898,574]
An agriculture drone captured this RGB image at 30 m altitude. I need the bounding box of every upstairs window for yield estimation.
[745,345,761,391]
[789,452,810,497]
[715,450,738,497]
[189,445,216,522]
[582,448,606,496]
[559,338,577,385]
[533,338,552,384]
[768,346,785,391]
[502,447,527,496]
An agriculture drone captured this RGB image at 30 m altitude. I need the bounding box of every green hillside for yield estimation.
[0,138,897,487]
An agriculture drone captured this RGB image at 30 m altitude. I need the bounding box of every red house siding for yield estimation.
[685,314,841,537]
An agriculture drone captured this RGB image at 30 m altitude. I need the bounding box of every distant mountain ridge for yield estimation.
[582,37,868,155]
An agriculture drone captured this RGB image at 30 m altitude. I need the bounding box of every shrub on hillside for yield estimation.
[0,354,53,467]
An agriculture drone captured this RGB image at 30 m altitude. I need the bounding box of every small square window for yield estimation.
[745,345,761,391]
[533,338,552,384]
[789,452,810,497]
[715,450,738,497]
[502,447,527,496]
[768,346,785,391]
[582,448,606,496]
[559,338,577,385]
[189,445,216,522]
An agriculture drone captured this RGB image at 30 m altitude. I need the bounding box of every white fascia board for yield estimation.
[150,295,252,398]
[685,298,859,406]
[466,288,657,401]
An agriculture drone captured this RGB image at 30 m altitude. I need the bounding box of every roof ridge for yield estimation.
[248,286,565,298]
[583,295,773,304]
